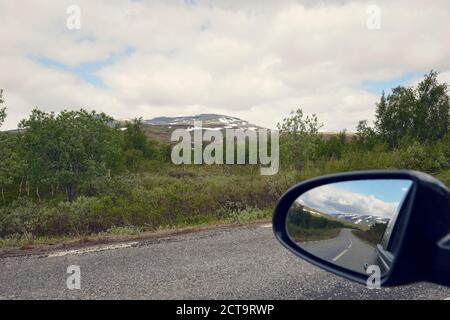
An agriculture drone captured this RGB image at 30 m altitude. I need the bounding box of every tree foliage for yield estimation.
[122,118,171,166]
[0,110,5,128]
[316,130,348,159]
[123,118,150,155]
[0,89,6,128]
[277,108,323,171]
[288,205,345,230]
[19,109,124,201]
[374,71,449,147]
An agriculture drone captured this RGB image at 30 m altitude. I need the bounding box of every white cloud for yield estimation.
[299,184,400,218]
[1,0,449,130]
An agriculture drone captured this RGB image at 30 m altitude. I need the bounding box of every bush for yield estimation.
[0,171,285,238]
[0,197,109,237]
[397,141,448,173]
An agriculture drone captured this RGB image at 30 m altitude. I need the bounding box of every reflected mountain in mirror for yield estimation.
[286,179,413,274]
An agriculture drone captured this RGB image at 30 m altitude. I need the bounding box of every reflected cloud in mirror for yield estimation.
[286,179,413,275]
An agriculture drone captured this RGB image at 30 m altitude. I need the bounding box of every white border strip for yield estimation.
[47,242,138,258]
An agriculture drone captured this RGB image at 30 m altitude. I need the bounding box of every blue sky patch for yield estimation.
[31,46,135,87]
[332,179,413,203]
[361,73,420,95]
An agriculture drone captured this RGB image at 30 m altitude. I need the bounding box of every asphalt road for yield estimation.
[301,228,378,273]
[1,224,449,300]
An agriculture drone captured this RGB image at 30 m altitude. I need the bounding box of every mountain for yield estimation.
[145,114,262,130]
[332,213,390,227]
[140,114,265,143]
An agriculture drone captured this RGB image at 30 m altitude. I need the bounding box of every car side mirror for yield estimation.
[272,170,450,287]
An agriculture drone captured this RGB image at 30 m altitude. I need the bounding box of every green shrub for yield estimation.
[397,141,448,172]
[0,171,284,238]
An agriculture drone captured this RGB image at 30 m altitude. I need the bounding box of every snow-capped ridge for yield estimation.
[145,114,263,130]
[333,213,390,226]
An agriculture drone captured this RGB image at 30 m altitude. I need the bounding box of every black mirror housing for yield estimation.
[272,170,450,287]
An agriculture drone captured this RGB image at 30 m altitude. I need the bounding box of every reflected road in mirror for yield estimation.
[286,179,413,275]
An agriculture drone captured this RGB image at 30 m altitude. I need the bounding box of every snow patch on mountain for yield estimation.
[145,114,263,130]
[333,213,390,226]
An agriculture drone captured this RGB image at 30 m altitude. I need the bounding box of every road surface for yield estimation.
[301,228,378,273]
[1,224,449,299]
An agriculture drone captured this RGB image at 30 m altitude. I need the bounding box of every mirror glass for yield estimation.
[286,179,413,275]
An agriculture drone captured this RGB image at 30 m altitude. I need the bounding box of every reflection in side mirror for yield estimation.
[286,179,413,275]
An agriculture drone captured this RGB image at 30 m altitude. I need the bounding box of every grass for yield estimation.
[435,169,450,188]
[286,224,343,242]
[352,222,387,247]
[0,162,448,250]
[0,234,78,248]
[352,230,381,247]
[0,207,273,248]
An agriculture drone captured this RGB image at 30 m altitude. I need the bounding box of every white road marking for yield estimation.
[260,224,272,228]
[47,242,138,258]
[444,297,450,300]
[332,237,353,262]
[332,249,348,261]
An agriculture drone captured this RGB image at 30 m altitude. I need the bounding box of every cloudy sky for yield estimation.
[1,0,450,130]
[298,179,413,218]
